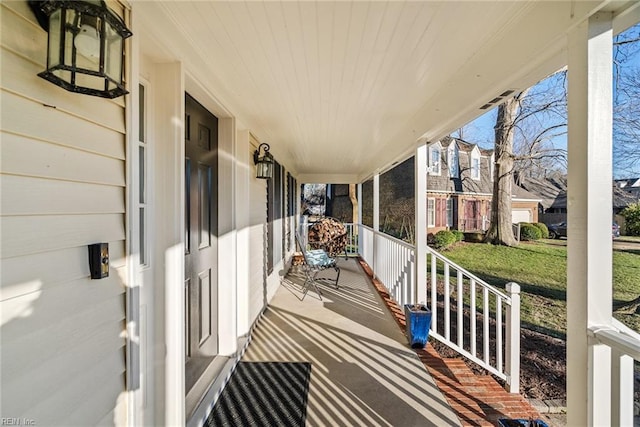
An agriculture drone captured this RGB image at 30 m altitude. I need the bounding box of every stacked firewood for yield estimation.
[308,217,348,258]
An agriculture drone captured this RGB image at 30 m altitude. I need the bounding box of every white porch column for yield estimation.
[415,143,427,304]
[373,173,380,277]
[218,117,238,356]
[357,183,363,254]
[357,183,363,225]
[235,130,251,337]
[154,60,186,427]
[373,174,380,232]
[566,12,614,427]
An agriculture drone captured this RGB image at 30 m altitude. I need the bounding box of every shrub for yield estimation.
[622,202,640,236]
[532,222,549,239]
[433,230,457,249]
[451,230,464,242]
[519,222,542,241]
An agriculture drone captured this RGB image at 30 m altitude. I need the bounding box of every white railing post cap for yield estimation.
[506,282,520,294]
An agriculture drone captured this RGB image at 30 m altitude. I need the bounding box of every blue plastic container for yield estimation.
[497,419,549,427]
[403,304,432,348]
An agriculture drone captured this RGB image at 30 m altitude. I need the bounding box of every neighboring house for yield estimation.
[426,137,540,234]
[519,174,639,226]
[616,178,640,199]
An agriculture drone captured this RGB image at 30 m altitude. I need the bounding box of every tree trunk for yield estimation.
[349,183,358,225]
[484,95,523,246]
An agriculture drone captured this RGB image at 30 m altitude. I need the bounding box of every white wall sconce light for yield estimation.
[253,143,274,179]
[29,0,133,99]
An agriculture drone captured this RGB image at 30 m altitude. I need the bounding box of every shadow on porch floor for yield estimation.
[240,257,547,426]
[241,258,460,426]
[359,259,550,427]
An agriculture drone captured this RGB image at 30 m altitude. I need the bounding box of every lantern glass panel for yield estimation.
[48,9,61,68]
[63,9,76,69]
[76,70,105,91]
[257,161,273,179]
[73,13,101,73]
[52,69,71,83]
[105,24,122,83]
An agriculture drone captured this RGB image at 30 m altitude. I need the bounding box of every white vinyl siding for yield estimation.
[0,2,127,425]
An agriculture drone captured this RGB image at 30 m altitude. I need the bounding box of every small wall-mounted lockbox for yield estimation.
[88,243,109,279]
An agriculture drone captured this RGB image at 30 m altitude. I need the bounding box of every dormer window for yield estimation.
[448,143,459,178]
[429,142,442,175]
[471,148,481,180]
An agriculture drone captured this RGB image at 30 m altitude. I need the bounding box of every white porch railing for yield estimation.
[426,246,520,392]
[351,223,521,393]
[356,224,416,307]
[588,319,640,426]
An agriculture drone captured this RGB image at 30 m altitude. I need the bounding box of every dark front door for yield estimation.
[184,93,218,393]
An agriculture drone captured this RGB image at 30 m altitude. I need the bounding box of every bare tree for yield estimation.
[613,24,640,177]
[512,71,568,181]
[484,93,527,246]
[614,66,640,176]
[484,70,568,246]
[349,183,358,225]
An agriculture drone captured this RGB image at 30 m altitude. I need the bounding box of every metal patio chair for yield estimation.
[295,232,340,301]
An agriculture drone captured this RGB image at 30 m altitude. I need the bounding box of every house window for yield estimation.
[428,198,435,227]
[446,198,453,227]
[429,145,441,175]
[448,145,458,178]
[286,173,296,252]
[267,161,284,275]
[471,154,480,180]
[138,83,149,266]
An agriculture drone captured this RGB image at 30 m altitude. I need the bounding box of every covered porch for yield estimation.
[4,1,640,426]
[132,2,640,426]
[200,255,539,426]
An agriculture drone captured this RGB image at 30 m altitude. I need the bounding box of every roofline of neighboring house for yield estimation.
[513,197,543,202]
[426,189,541,202]
[428,137,494,157]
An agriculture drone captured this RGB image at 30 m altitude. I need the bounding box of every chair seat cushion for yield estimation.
[305,249,335,268]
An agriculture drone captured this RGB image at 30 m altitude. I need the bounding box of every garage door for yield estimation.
[512,209,532,224]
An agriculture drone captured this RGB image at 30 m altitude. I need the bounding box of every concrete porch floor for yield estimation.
[241,258,461,426]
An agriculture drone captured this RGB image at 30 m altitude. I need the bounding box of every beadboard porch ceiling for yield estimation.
[136,1,639,183]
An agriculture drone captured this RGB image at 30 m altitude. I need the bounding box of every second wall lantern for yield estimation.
[29,0,133,99]
[253,143,274,179]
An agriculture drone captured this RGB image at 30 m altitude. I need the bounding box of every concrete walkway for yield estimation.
[241,258,461,426]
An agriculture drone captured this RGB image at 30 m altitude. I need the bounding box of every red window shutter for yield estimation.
[436,199,446,227]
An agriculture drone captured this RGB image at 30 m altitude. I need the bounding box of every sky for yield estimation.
[459,23,640,179]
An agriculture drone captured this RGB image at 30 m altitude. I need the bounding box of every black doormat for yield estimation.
[206,362,312,427]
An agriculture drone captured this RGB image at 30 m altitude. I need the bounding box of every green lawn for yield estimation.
[441,240,640,338]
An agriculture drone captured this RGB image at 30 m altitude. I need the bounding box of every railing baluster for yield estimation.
[506,283,520,393]
[496,296,503,373]
[470,279,476,357]
[483,286,489,365]
[431,254,437,334]
[444,263,450,341]
[611,349,634,426]
[457,270,463,348]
